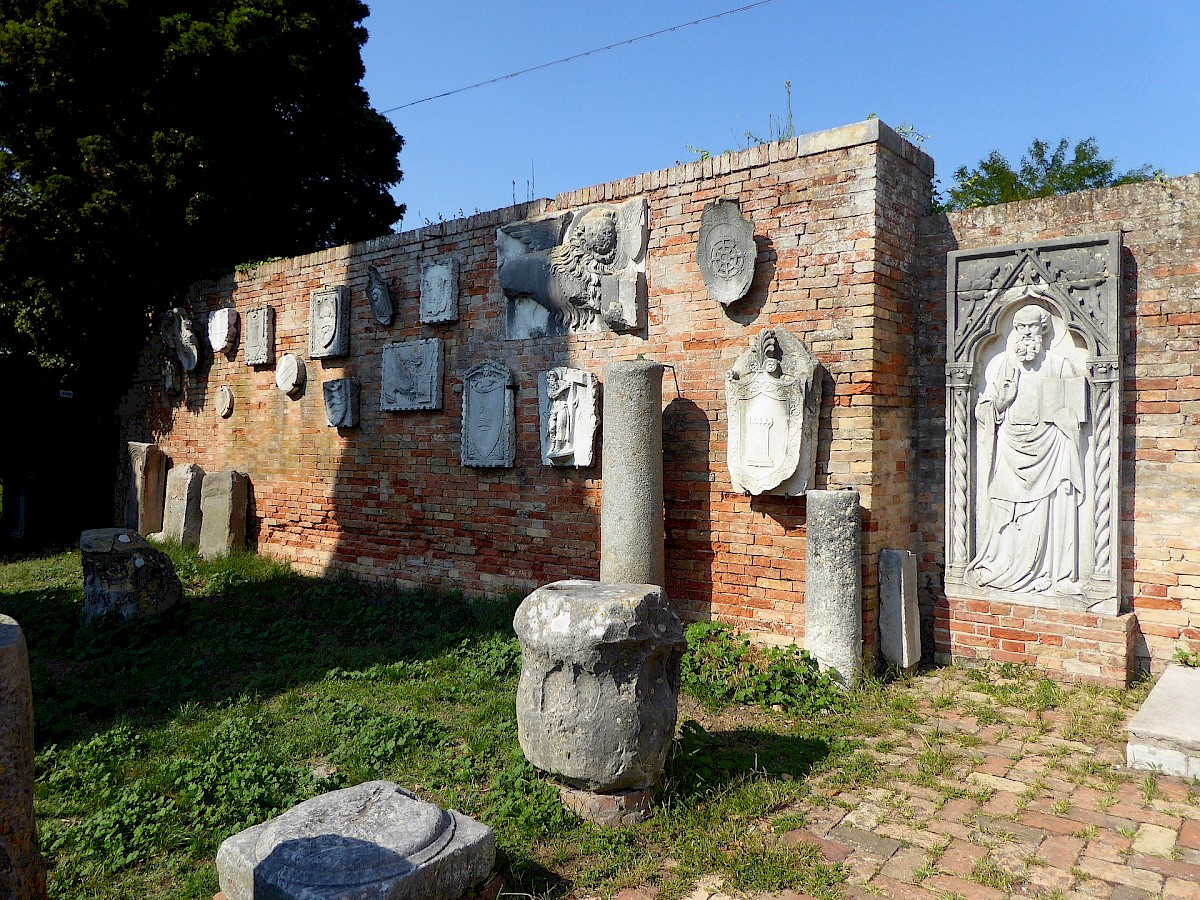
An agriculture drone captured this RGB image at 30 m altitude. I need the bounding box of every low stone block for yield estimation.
[126,441,168,535]
[0,616,47,900]
[161,463,205,548]
[879,548,921,670]
[804,489,862,687]
[199,471,249,560]
[1127,665,1200,778]
[558,784,655,828]
[514,580,684,793]
[216,780,494,900]
[80,528,182,622]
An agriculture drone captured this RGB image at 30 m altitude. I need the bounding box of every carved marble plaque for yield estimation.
[725,328,822,496]
[538,367,599,467]
[216,386,234,418]
[275,353,305,397]
[323,377,359,428]
[207,308,239,354]
[309,286,350,358]
[497,197,647,338]
[366,265,394,326]
[162,307,201,372]
[420,259,459,324]
[461,361,516,467]
[244,306,274,366]
[944,233,1121,615]
[381,338,442,411]
[698,199,755,306]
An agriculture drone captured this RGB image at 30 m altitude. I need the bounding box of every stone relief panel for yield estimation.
[381,338,442,411]
[497,197,647,338]
[420,259,459,324]
[162,307,201,372]
[207,308,239,354]
[698,199,755,307]
[945,233,1121,615]
[537,367,599,468]
[366,265,394,326]
[323,377,359,428]
[244,306,274,366]
[275,353,305,398]
[725,328,822,496]
[461,361,516,467]
[309,286,350,358]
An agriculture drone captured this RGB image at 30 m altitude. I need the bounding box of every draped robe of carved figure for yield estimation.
[970,305,1086,595]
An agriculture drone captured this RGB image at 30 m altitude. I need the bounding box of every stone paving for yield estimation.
[608,667,1200,900]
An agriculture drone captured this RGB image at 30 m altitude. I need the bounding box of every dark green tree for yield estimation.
[941,137,1162,212]
[0,0,404,385]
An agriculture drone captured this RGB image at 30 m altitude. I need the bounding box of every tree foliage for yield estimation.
[0,0,404,388]
[941,137,1162,212]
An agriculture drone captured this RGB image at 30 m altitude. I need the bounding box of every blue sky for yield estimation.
[360,1,1200,229]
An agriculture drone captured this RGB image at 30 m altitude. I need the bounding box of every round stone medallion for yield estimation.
[216,386,234,418]
[208,307,240,353]
[275,353,306,397]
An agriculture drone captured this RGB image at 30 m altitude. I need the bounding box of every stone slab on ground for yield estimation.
[1127,665,1200,777]
[199,470,249,560]
[80,528,182,621]
[160,462,205,547]
[216,780,494,900]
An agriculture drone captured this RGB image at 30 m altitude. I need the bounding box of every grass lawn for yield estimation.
[0,546,1147,900]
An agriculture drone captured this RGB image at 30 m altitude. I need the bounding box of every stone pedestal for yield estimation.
[126,442,168,535]
[514,580,684,798]
[199,471,249,560]
[80,528,182,622]
[879,549,920,671]
[0,616,46,900]
[600,360,664,587]
[216,781,494,900]
[804,489,862,687]
[1127,665,1200,777]
[160,463,204,548]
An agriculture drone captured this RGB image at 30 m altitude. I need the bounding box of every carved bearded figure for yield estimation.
[970,304,1087,595]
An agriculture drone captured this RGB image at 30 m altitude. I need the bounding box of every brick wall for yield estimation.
[119,120,934,656]
[916,176,1200,681]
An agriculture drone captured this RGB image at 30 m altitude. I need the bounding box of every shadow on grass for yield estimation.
[0,554,522,749]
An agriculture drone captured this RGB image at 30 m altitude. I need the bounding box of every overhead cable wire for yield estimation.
[380,0,783,113]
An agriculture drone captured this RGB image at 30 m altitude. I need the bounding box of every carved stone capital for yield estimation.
[1088,357,1120,383]
[946,364,973,389]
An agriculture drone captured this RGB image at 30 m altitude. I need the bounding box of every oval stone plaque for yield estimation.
[216,386,234,418]
[275,353,305,397]
[698,199,755,307]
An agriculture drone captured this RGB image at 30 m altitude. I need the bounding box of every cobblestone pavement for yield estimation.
[606,667,1200,900]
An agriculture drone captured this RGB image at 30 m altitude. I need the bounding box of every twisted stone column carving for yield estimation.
[946,365,974,579]
[1089,358,1119,584]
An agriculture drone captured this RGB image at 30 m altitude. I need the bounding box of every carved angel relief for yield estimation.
[497,197,647,338]
[725,328,822,496]
[461,361,516,467]
[381,339,442,411]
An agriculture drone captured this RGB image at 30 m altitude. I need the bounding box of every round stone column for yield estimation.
[600,360,664,587]
[0,615,46,900]
[804,489,863,687]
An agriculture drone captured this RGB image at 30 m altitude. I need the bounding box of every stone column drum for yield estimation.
[514,581,684,795]
[600,360,664,587]
[804,489,863,687]
[0,616,47,900]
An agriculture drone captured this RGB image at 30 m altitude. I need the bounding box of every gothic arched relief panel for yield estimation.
[944,233,1122,616]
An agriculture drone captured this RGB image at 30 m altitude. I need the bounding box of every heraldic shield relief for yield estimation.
[725,328,822,496]
[462,361,516,467]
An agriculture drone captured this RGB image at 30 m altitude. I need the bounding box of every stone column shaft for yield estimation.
[804,489,863,687]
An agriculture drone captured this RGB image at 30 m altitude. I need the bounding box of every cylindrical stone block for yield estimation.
[804,489,862,687]
[0,616,47,900]
[600,360,664,587]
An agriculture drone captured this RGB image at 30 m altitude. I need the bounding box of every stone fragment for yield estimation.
[538,367,599,467]
[1127,665,1200,778]
[698,198,756,306]
[600,360,664,587]
[275,352,306,397]
[461,361,515,467]
[324,377,359,428]
[244,305,275,366]
[879,548,921,670]
[310,285,350,358]
[80,528,183,621]
[199,470,249,560]
[381,338,443,411]
[216,386,234,418]
[558,784,655,828]
[217,780,495,900]
[162,462,205,548]
[207,307,239,354]
[725,328,822,496]
[420,259,459,324]
[162,306,201,371]
[0,616,47,900]
[366,264,394,326]
[514,580,684,793]
[804,489,862,687]
[126,441,168,535]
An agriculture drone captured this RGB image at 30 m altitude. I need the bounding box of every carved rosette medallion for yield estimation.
[698,199,756,307]
[944,233,1122,615]
[309,286,350,358]
[461,361,516,468]
[537,367,599,468]
[207,308,240,354]
[323,378,359,428]
[244,306,274,366]
[216,386,234,418]
[366,265,394,326]
[725,328,822,496]
[420,259,459,324]
[275,353,306,398]
[381,339,442,411]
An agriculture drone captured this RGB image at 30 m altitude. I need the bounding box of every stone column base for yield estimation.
[558,784,655,827]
